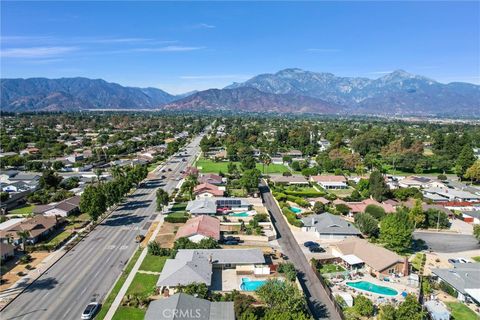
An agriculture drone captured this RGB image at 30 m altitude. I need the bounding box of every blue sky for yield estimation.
[1,1,479,94]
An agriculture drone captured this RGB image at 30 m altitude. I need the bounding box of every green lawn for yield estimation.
[96,249,143,320]
[328,188,354,198]
[196,158,289,174]
[112,307,145,320]
[472,256,480,263]
[9,204,35,215]
[318,263,346,274]
[44,230,72,246]
[139,254,167,273]
[126,273,158,297]
[446,302,479,320]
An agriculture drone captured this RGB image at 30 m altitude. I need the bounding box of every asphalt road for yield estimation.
[1,134,204,320]
[413,231,480,253]
[259,182,342,320]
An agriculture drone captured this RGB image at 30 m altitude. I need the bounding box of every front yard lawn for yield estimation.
[446,302,478,320]
[112,307,145,320]
[328,188,354,198]
[139,254,167,273]
[44,230,72,246]
[126,273,158,297]
[9,204,35,215]
[318,263,346,274]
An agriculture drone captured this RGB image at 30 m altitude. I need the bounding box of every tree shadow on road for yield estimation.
[102,213,146,227]
[296,270,330,319]
[23,277,59,293]
[117,200,151,211]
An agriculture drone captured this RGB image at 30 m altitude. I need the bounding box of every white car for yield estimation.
[81,302,99,320]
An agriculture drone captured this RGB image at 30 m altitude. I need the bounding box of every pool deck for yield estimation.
[210,269,282,292]
[330,273,419,303]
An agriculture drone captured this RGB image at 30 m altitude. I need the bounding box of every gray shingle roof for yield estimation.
[431,263,480,294]
[301,213,360,235]
[145,293,234,320]
[157,249,265,287]
[186,198,217,215]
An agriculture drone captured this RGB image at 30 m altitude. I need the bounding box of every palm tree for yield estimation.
[263,155,272,175]
[16,231,30,252]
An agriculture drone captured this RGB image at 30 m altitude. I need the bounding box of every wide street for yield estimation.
[259,181,342,320]
[0,134,204,320]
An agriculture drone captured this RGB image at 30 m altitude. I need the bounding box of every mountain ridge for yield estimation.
[1,69,479,116]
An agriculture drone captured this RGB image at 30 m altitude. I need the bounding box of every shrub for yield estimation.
[278,262,297,281]
[335,203,350,215]
[365,204,386,220]
[439,281,458,297]
[281,207,303,227]
[147,241,172,256]
[19,254,32,264]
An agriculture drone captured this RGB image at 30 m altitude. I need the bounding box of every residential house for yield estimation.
[461,211,480,224]
[307,197,331,207]
[0,215,60,245]
[0,243,15,261]
[310,175,348,189]
[156,249,266,291]
[398,176,436,189]
[198,173,223,186]
[346,198,396,215]
[194,183,225,198]
[145,293,234,320]
[175,215,220,243]
[269,175,309,185]
[33,195,81,217]
[301,213,361,239]
[431,263,480,303]
[318,139,331,152]
[331,238,408,277]
[422,187,480,202]
[186,198,251,216]
[402,200,454,218]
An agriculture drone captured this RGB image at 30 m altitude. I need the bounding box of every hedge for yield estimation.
[284,191,326,198]
[164,216,189,223]
[281,207,304,227]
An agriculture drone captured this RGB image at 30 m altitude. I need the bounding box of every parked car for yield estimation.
[303,241,319,248]
[168,168,172,171]
[224,236,240,242]
[182,158,186,162]
[161,169,166,173]
[81,302,99,320]
[161,175,166,179]
[224,240,239,245]
[309,246,325,253]
[135,234,145,243]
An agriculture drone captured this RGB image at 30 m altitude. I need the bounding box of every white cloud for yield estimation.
[191,23,216,29]
[306,48,341,53]
[0,46,78,58]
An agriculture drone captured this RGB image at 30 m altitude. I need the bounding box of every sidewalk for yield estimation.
[103,213,165,320]
[0,237,73,310]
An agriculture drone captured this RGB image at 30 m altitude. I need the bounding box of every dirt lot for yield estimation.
[0,251,50,292]
[154,222,183,248]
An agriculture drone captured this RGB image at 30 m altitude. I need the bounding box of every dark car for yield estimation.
[224,240,239,245]
[309,246,325,253]
[303,241,319,248]
[168,168,172,171]
[224,236,240,242]
[182,158,186,162]
[161,175,166,179]
[161,169,166,173]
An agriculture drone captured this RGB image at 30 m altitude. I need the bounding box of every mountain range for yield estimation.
[2,69,479,116]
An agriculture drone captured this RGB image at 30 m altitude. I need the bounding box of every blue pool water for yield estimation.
[346,281,398,296]
[290,207,302,214]
[240,278,267,291]
[229,212,250,217]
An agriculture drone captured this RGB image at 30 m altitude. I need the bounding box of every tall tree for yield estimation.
[380,209,414,253]
[456,145,476,178]
[368,170,389,201]
[408,199,425,229]
[156,188,169,211]
[465,161,480,183]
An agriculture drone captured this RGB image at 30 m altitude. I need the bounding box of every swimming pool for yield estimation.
[290,207,302,214]
[229,210,255,217]
[240,278,267,291]
[346,281,398,296]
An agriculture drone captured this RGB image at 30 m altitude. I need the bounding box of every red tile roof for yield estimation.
[175,215,220,240]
